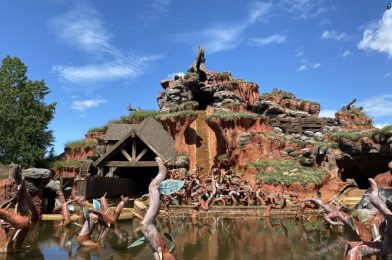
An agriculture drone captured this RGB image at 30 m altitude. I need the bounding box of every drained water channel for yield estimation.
[7,217,355,260]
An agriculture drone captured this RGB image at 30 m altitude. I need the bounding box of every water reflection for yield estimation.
[3,217,354,259]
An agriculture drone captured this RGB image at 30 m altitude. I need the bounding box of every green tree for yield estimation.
[0,56,56,168]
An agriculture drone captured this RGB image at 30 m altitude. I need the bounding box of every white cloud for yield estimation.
[71,99,106,111]
[296,62,320,72]
[319,109,336,118]
[248,1,274,23]
[295,50,304,57]
[49,2,113,54]
[248,34,287,46]
[374,122,391,129]
[279,0,326,19]
[358,10,392,57]
[297,65,307,71]
[139,0,172,25]
[385,72,392,79]
[174,1,272,54]
[360,94,392,118]
[53,55,162,83]
[166,72,185,79]
[342,50,352,58]
[50,2,161,83]
[312,63,321,69]
[321,30,347,41]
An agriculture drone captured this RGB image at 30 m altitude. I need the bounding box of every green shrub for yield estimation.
[107,110,160,124]
[121,110,159,122]
[184,72,199,80]
[339,105,369,118]
[379,125,392,137]
[289,139,338,149]
[221,101,246,108]
[247,159,327,185]
[156,110,198,120]
[63,160,83,168]
[215,72,231,81]
[65,139,97,148]
[48,159,83,169]
[87,126,106,133]
[330,130,376,142]
[107,119,123,124]
[206,112,258,121]
[48,160,64,169]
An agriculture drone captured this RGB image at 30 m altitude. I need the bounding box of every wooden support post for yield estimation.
[107,166,117,177]
[131,136,136,160]
[98,167,104,177]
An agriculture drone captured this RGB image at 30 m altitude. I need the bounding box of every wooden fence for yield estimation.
[270,116,337,134]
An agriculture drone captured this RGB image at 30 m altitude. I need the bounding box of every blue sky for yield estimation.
[1,0,392,154]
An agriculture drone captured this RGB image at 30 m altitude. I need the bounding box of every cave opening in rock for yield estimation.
[42,187,56,214]
[337,155,392,188]
[193,91,214,110]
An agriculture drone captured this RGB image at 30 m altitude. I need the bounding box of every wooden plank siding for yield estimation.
[76,176,136,198]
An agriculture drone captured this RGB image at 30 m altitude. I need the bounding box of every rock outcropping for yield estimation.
[335,99,373,130]
[253,88,320,118]
[158,47,260,112]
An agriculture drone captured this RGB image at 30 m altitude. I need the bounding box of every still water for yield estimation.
[5,217,355,260]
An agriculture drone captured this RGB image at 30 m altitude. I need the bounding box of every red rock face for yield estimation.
[64,146,96,160]
[0,178,48,216]
[53,167,79,179]
[223,80,260,108]
[207,116,274,168]
[257,173,347,201]
[264,95,320,116]
[335,111,373,130]
[159,114,198,155]
[0,179,17,202]
[84,131,105,141]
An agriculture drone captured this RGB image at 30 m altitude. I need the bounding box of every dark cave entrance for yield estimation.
[115,167,158,197]
[42,187,56,214]
[192,91,214,110]
[337,154,392,188]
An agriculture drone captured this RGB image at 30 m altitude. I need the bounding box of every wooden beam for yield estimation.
[135,148,148,161]
[105,161,158,167]
[121,148,133,162]
[132,137,136,159]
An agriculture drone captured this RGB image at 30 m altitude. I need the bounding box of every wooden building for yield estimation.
[84,117,176,197]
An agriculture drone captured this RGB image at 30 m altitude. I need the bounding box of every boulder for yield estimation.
[22,168,52,193]
[314,132,324,141]
[252,100,286,117]
[45,180,61,192]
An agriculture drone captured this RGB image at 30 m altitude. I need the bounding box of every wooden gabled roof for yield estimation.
[103,124,138,141]
[93,117,176,167]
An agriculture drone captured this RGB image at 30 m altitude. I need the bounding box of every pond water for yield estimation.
[5,217,356,260]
